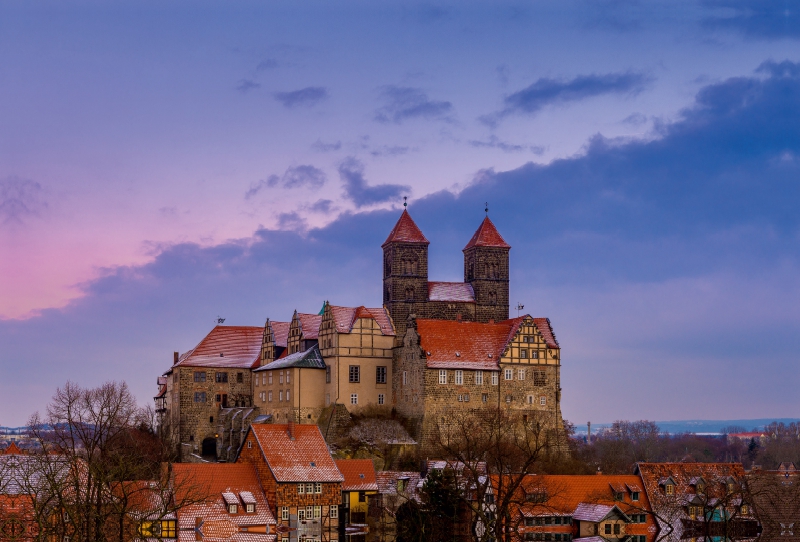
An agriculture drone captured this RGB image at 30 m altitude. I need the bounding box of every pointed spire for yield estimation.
[463,216,511,250]
[382,209,430,247]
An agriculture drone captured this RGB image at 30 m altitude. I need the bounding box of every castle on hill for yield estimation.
[156,209,566,460]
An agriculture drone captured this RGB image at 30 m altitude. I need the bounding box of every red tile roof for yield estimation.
[532,317,559,349]
[171,463,276,536]
[417,318,524,369]
[382,209,429,247]
[463,216,510,250]
[175,326,262,369]
[428,282,476,303]
[3,442,22,455]
[270,321,290,348]
[335,459,378,491]
[330,305,395,336]
[297,313,322,340]
[248,424,344,483]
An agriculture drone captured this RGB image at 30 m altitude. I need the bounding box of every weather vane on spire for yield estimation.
[485,202,489,216]
[403,196,408,208]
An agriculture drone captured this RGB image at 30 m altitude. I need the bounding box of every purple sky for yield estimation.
[2,1,799,426]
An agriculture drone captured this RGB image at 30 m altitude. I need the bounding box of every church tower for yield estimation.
[382,209,429,337]
[463,216,511,322]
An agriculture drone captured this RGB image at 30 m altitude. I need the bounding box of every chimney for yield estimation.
[456,314,462,322]
[173,351,179,364]
[489,318,495,324]
[288,416,295,440]
[587,421,592,444]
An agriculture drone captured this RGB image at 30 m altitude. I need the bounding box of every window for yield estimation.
[193,392,206,403]
[614,491,624,501]
[531,351,539,359]
[138,521,155,537]
[326,366,331,383]
[376,366,387,384]
[518,369,526,380]
[351,394,358,405]
[359,491,366,503]
[330,505,338,519]
[505,395,512,403]
[378,393,385,405]
[286,371,291,384]
[527,394,535,405]
[315,482,322,493]
[402,371,408,385]
[286,390,290,402]
[521,349,528,358]
[439,370,447,384]
[268,372,273,384]
[298,509,305,521]
[298,483,305,494]
[215,372,228,383]
[228,504,238,514]
[605,524,612,535]
[632,491,640,501]
[741,504,749,515]
[455,370,463,385]
[491,372,498,385]
[665,484,674,495]
[482,393,488,402]
[534,371,546,386]
[279,391,283,402]
[161,519,177,538]
[281,507,289,520]
[314,506,321,518]
[349,365,360,383]
[279,372,284,384]
[247,440,252,449]
[540,396,546,406]
[268,391,273,402]
[237,372,243,383]
[504,369,513,380]
[194,371,206,382]
[475,370,483,385]
[246,504,255,513]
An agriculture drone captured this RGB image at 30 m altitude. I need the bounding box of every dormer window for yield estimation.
[246,504,255,513]
[228,503,238,514]
[613,491,624,501]
[665,484,674,495]
[631,491,639,501]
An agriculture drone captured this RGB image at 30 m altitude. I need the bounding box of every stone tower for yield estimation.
[382,209,429,337]
[463,216,511,322]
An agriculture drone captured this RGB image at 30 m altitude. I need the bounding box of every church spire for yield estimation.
[382,209,430,247]
[463,216,510,250]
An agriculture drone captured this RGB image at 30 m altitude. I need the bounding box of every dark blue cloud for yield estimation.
[236,79,261,93]
[702,0,800,39]
[338,157,410,207]
[3,61,800,424]
[483,71,651,126]
[0,176,47,226]
[373,86,455,124]
[274,86,329,108]
[245,165,326,199]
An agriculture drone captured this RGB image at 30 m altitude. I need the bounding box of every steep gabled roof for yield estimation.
[174,326,262,369]
[248,424,344,483]
[335,459,378,491]
[533,317,560,349]
[382,209,429,247]
[329,305,395,336]
[297,313,322,340]
[463,216,510,250]
[255,345,326,372]
[270,321,290,348]
[428,282,476,303]
[417,318,523,370]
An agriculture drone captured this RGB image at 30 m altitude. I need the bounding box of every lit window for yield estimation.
[330,505,338,519]
[349,365,360,383]
[540,396,546,406]
[455,370,463,385]
[439,370,447,384]
[351,394,358,405]
[475,370,483,385]
[491,372,498,385]
[378,394,384,405]
[138,521,155,537]
[376,366,387,384]
[314,506,321,518]
[161,519,177,538]
[665,484,674,495]
[504,369,513,380]
[518,369,526,380]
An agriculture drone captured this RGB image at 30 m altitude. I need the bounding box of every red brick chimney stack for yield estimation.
[288,417,295,440]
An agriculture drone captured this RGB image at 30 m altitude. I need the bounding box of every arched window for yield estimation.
[384,254,392,277]
[401,255,418,276]
[405,287,415,301]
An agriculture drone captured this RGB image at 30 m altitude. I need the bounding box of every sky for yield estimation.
[1,0,799,427]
